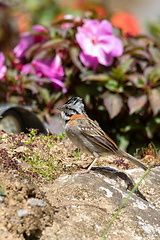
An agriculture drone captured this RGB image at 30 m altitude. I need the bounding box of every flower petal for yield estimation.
[33,25,47,33]
[0,65,7,79]
[0,52,5,67]
[111,37,124,56]
[76,31,95,54]
[13,35,35,58]
[97,20,113,37]
[32,55,64,90]
[81,19,100,36]
[96,48,114,66]
[51,54,64,77]
[98,36,115,54]
[21,63,36,75]
[80,52,98,71]
[0,52,6,79]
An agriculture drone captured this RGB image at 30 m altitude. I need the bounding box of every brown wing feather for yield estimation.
[76,117,118,154]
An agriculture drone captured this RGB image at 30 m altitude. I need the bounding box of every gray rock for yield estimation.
[10,218,19,222]
[41,167,160,240]
[17,209,29,218]
[28,199,46,207]
[0,196,4,202]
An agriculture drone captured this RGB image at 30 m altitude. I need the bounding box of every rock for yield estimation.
[17,209,29,218]
[14,181,22,191]
[0,196,4,202]
[10,219,19,222]
[41,167,160,240]
[125,167,160,207]
[28,199,46,208]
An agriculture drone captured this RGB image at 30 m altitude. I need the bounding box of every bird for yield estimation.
[58,97,148,173]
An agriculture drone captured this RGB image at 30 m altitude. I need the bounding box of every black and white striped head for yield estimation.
[58,97,86,121]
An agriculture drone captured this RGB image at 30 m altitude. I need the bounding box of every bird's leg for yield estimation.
[73,158,98,174]
[87,157,98,172]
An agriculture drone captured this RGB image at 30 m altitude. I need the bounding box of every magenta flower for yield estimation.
[13,25,47,59]
[21,63,36,75]
[76,19,123,70]
[0,52,7,79]
[32,54,65,90]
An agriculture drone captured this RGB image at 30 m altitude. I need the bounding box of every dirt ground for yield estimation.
[0,130,158,239]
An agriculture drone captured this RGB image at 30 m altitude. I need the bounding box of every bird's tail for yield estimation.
[117,149,148,171]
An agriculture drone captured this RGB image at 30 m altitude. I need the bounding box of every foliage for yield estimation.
[14,0,107,26]
[72,149,81,159]
[0,131,64,181]
[1,12,160,154]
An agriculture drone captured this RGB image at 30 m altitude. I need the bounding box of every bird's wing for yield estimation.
[76,117,118,153]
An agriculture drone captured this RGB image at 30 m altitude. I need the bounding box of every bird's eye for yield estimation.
[65,106,69,110]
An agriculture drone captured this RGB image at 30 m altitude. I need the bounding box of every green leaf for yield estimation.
[75,85,95,99]
[117,134,129,151]
[128,95,147,115]
[146,116,160,138]
[70,47,86,73]
[120,125,131,133]
[111,68,126,82]
[148,66,160,83]
[127,74,146,88]
[28,76,51,83]
[82,74,110,82]
[137,78,145,88]
[48,92,61,105]
[40,39,69,50]
[25,82,39,94]
[120,58,134,73]
[26,43,42,59]
[149,46,160,64]
[103,92,123,119]
[148,88,160,115]
[128,49,151,61]
[105,79,119,92]
[38,87,50,104]
[9,96,19,104]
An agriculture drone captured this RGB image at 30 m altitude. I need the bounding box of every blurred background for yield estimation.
[1,0,160,52]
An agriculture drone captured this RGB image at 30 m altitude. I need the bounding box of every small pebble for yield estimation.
[27,199,46,207]
[14,181,22,191]
[2,230,9,235]
[81,155,86,160]
[17,209,29,217]
[10,218,19,222]
[0,196,4,202]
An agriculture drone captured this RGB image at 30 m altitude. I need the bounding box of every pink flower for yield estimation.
[13,25,47,59]
[76,19,123,70]
[0,52,7,79]
[21,63,36,75]
[32,54,65,90]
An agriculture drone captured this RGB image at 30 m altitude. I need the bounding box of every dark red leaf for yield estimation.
[128,95,147,115]
[103,92,123,119]
[148,88,160,115]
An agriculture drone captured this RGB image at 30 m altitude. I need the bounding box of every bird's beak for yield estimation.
[57,106,64,111]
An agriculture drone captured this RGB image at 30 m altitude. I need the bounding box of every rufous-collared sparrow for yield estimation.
[58,97,147,173]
